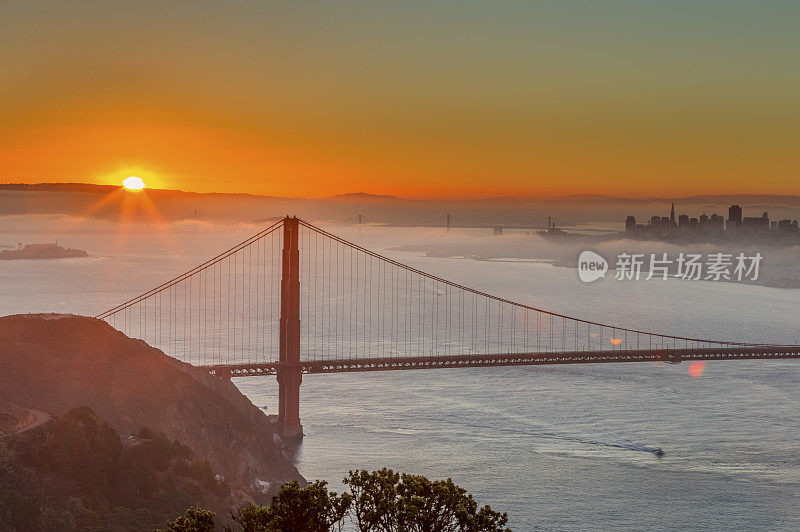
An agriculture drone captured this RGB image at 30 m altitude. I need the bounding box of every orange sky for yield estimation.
[1,2,799,199]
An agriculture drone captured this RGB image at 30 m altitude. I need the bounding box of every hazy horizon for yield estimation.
[4,182,800,229]
[7,181,800,203]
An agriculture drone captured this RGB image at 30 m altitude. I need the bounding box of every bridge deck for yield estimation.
[204,346,800,378]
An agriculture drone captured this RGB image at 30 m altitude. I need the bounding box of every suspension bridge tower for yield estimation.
[278,216,303,438]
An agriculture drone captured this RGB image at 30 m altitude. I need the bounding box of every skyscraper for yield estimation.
[728,204,743,223]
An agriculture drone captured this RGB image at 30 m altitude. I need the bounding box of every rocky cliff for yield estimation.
[0,313,304,503]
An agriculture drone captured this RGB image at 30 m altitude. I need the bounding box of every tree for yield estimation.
[158,506,216,532]
[182,470,510,532]
[47,406,122,494]
[233,480,351,532]
[0,441,42,530]
[345,468,400,531]
[345,469,509,532]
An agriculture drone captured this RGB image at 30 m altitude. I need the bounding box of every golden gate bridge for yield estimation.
[96,217,800,437]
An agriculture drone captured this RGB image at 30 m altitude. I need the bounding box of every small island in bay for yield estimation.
[0,242,88,260]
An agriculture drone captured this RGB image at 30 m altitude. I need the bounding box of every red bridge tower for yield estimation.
[277,216,302,438]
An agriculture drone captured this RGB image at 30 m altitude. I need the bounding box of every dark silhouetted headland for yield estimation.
[0,314,304,504]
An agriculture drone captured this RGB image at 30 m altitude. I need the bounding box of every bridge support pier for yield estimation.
[278,216,303,439]
[276,369,302,438]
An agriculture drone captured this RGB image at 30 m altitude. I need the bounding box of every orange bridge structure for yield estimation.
[97,217,800,437]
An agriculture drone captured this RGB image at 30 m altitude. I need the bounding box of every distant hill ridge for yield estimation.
[0,182,120,194]
[3,183,798,205]
[328,192,400,200]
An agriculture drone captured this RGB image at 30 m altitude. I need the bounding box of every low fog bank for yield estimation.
[391,232,800,289]
[0,213,267,236]
[4,212,800,290]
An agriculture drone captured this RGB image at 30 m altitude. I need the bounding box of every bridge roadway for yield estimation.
[205,345,800,378]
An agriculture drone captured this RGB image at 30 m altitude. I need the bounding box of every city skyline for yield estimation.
[626,202,800,239]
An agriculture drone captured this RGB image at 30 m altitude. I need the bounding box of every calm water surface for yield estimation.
[2,224,798,530]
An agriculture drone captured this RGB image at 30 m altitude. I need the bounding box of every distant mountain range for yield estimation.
[328,192,400,200]
[0,182,121,194]
[552,194,800,206]
[3,183,799,205]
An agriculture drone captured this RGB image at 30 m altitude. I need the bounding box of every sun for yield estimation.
[122,176,146,190]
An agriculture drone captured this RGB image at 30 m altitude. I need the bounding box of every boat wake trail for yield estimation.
[538,430,665,458]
